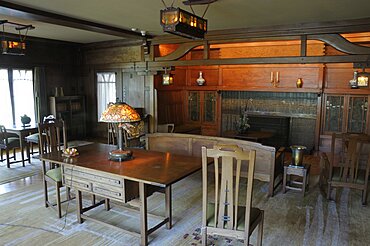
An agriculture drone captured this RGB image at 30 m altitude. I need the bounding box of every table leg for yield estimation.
[76,190,83,223]
[283,167,287,193]
[139,182,148,246]
[26,142,31,163]
[19,135,25,166]
[105,198,110,211]
[302,170,307,197]
[165,185,172,229]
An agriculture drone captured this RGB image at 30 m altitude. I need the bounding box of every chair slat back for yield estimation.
[202,144,256,233]
[330,132,346,167]
[333,137,370,184]
[38,120,67,154]
[0,125,7,146]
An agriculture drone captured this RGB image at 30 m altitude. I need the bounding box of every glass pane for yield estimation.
[324,95,344,132]
[203,92,216,123]
[97,72,116,121]
[13,69,35,126]
[188,91,200,122]
[347,96,368,133]
[0,69,13,126]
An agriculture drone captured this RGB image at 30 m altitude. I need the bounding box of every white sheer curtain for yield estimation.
[13,69,35,126]
[97,72,116,121]
[0,69,12,126]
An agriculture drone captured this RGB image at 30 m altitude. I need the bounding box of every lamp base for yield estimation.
[109,149,133,161]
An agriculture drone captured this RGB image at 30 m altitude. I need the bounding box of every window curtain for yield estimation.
[13,69,35,125]
[0,69,12,126]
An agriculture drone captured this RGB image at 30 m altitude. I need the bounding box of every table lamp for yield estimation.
[100,102,141,161]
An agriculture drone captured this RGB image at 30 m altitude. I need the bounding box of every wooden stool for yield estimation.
[283,163,311,197]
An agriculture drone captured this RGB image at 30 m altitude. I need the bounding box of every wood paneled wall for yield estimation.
[0,36,81,121]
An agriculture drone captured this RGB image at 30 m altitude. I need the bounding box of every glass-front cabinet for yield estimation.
[323,94,369,134]
[203,91,217,123]
[187,90,218,135]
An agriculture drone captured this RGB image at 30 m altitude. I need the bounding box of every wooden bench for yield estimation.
[145,133,285,197]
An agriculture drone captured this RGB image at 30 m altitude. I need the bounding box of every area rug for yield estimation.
[0,161,41,185]
[0,171,369,246]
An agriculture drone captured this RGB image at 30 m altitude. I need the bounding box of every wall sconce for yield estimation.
[162,68,173,85]
[349,69,369,88]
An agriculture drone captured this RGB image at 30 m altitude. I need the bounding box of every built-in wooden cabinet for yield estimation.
[186,91,218,136]
[49,95,86,140]
[322,94,369,134]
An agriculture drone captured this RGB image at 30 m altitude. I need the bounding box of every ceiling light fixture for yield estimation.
[1,20,35,56]
[160,0,215,39]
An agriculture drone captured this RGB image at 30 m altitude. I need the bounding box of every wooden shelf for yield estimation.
[50,95,86,140]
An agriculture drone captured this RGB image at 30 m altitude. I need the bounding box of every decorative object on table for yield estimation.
[196,71,205,85]
[296,78,303,88]
[62,147,79,157]
[234,105,250,134]
[100,102,141,161]
[59,87,64,96]
[20,114,31,127]
[290,145,307,166]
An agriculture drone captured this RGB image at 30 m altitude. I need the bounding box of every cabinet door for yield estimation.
[203,91,216,124]
[188,91,200,122]
[347,96,368,133]
[323,94,369,134]
[323,95,344,133]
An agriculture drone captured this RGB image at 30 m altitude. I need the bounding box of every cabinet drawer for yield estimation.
[92,185,125,202]
[64,178,92,193]
[63,166,123,188]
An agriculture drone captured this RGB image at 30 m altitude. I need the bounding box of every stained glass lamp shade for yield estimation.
[100,102,141,161]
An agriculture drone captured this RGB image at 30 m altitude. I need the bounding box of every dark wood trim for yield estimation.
[301,35,307,57]
[308,34,370,54]
[2,31,81,46]
[139,55,370,70]
[0,0,148,40]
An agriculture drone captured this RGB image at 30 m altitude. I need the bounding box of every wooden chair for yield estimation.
[201,144,264,246]
[0,125,22,168]
[157,123,175,133]
[25,117,56,155]
[122,121,145,148]
[38,120,71,218]
[323,137,370,205]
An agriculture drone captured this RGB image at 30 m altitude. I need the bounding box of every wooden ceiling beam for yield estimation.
[125,55,370,71]
[0,0,148,40]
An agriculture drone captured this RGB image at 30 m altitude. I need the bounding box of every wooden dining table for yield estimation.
[6,124,38,165]
[39,143,206,246]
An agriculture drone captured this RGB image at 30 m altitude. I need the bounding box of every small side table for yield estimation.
[283,163,311,197]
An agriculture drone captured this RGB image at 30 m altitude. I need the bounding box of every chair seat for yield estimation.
[330,166,367,184]
[206,203,262,231]
[46,167,62,182]
[25,133,39,143]
[330,166,342,182]
[1,137,20,149]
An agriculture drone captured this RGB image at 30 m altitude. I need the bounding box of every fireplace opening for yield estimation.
[248,115,290,149]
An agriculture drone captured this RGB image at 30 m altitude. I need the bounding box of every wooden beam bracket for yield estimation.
[308,34,370,55]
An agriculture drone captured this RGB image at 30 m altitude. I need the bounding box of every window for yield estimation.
[97,72,116,121]
[0,68,35,126]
